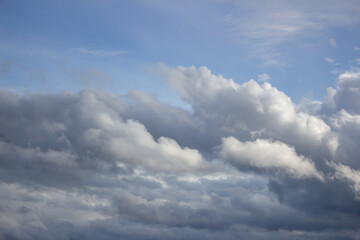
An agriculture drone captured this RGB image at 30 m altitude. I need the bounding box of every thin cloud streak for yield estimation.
[68,47,126,57]
[218,0,360,64]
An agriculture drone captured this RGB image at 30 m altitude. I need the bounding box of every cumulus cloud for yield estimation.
[159,64,338,157]
[0,90,207,179]
[322,71,360,114]
[220,137,323,180]
[2,64,360,239]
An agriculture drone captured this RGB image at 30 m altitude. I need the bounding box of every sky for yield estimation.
[1,0,360,239]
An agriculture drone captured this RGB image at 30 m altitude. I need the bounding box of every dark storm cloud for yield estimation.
[1,65,360,239]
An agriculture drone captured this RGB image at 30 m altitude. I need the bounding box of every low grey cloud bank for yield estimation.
[1,65,360,239]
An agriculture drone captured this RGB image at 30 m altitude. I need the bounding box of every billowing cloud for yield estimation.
[0,89,207,180]
[159,64,338,158]
[220,137,323,179]
[1,65,360,239]
[323,71,360,114]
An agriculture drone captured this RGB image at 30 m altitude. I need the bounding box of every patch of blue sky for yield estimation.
[1,0,360,106]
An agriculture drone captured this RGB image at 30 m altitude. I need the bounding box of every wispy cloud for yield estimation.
[329,38,336,47]
[77,67,113,88]
[257,73,271,82]
[218,0,360,65]
[0,59,45,81]
[325,57,335,63]
[68,47,126,57]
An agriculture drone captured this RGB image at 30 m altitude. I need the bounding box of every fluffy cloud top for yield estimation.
[220,137,323,180]
[323,71,360,114]
[159,64,338,157]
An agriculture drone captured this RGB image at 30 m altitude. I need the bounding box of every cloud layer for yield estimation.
[1,65,360,239]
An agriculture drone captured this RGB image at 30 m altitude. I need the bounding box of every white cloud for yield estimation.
[329,109,360,130]
[297,98,322,115]
[159,64,338,157]
[220,137,323,179]
[71,91,208,173]
[257,73,271,82]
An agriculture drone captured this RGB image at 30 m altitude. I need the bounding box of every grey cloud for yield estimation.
[328,161,360,200]
[322,71,360,114]
[121,90,215,153]
[327,110,360,168]
[2,65,360,239]
[0,89,208,189]
[158,64,338,160]
[300,71,360,170]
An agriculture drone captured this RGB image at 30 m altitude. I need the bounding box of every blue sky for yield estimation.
[2,0,360,105]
